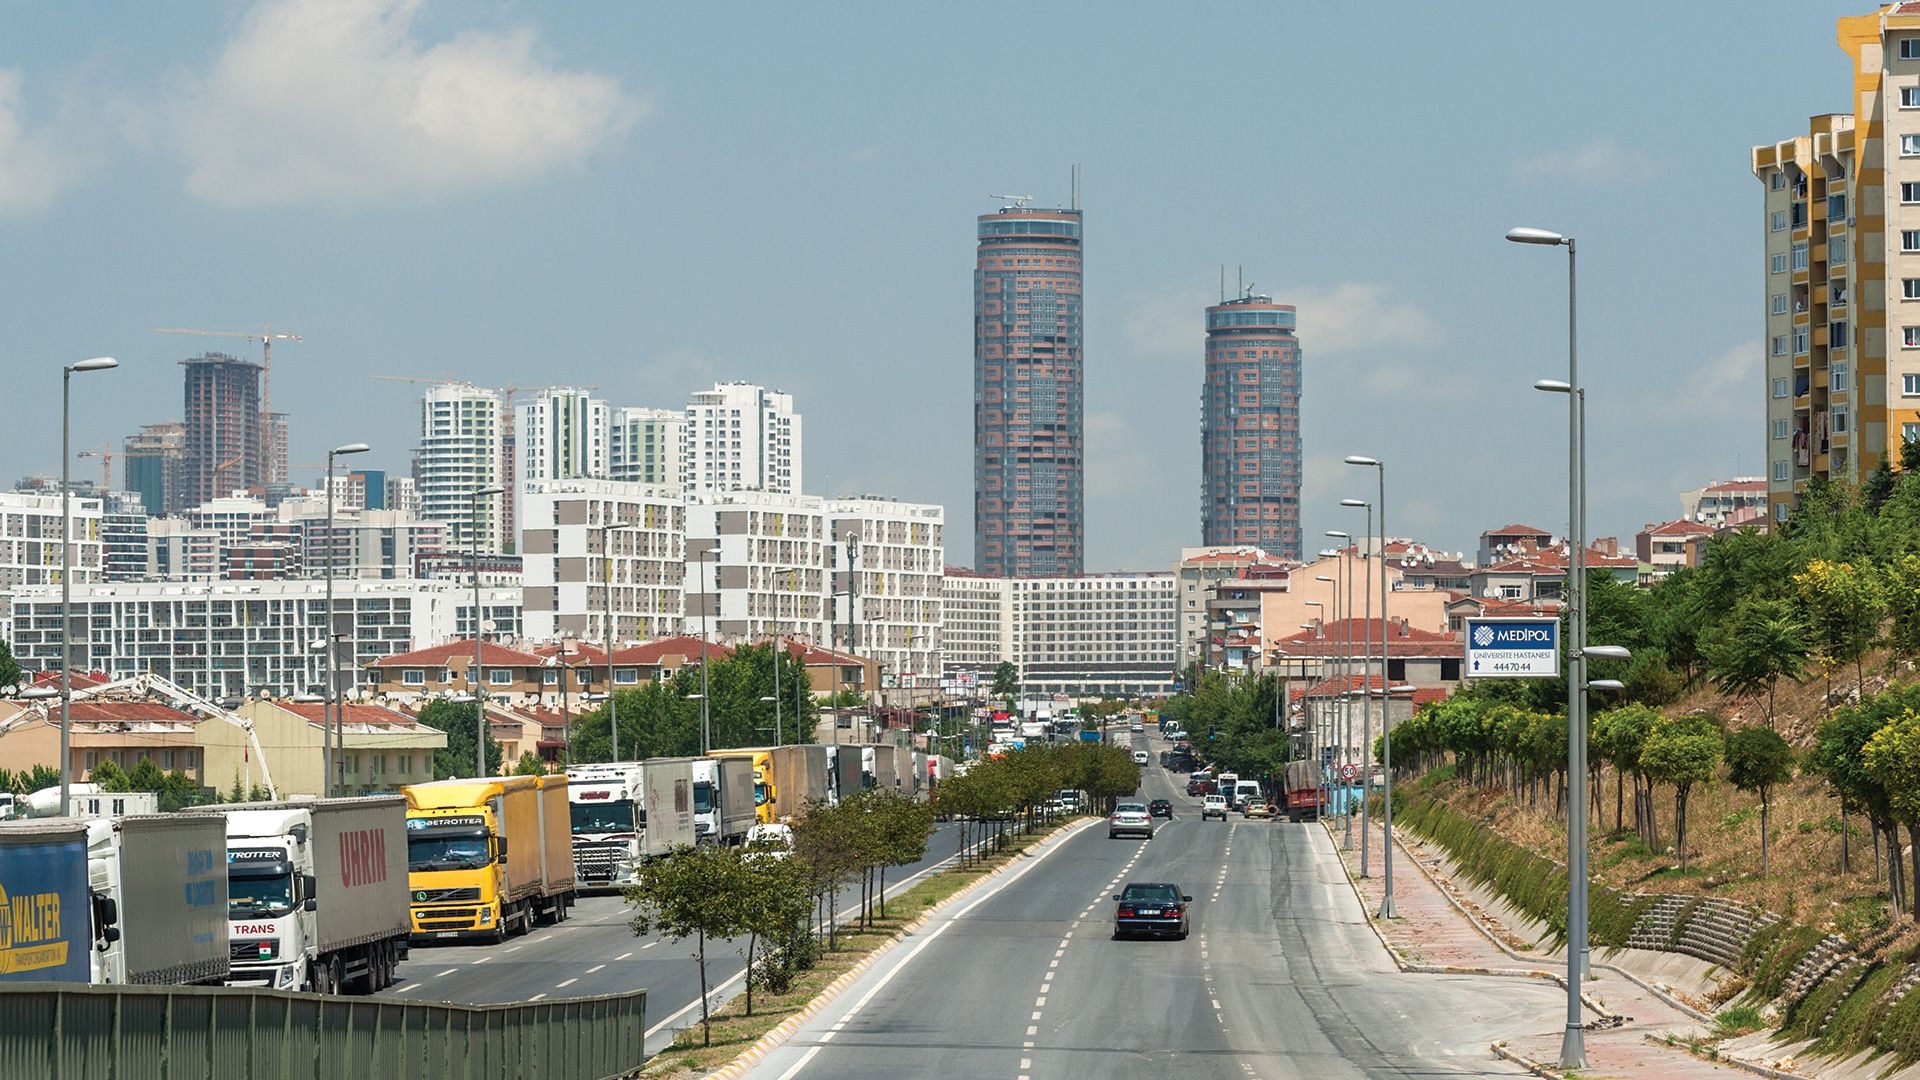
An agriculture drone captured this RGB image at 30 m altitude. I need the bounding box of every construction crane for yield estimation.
[154,325,303,482]
[75,443,179,493]
[367,373,601,411]
[18,671,279,799]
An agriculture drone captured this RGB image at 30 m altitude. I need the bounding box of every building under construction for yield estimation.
[123,421,187,515]
[181,353,263,508]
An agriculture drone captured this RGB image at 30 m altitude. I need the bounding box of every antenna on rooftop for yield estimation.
[1220,265,1226,304]
[989,193,1033,209]
[1071,163,1081,210]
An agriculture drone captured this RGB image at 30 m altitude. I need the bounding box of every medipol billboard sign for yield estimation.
[1464,617,1560,679]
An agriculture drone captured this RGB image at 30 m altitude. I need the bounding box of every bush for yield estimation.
[1715,1005,1764,1037]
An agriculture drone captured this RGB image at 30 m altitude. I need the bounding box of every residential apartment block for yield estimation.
[686,490,832,647]
[1754,5,1920,523]
[416,383,511,554]
[973,204,1085,577]
[123,422,186,516]
[180,353,263,507]
[517,386,610,489]
[1201,294,1303,557]
[1173,546,1287,675]
[9,578,521,703]
[682,383,802,496]
[939,569,1175,698]
[609,407,683,487]
[829,497,944,686]
[519,479,687,645]
[0,490,103,641]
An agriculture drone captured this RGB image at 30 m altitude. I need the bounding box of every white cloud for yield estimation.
[1650,339,1759,419]
[165,0,643,207]
[1123,281,1438,358]
[1513,137,1657,184]
[1085,410,1160,500]
[0,70,78,213]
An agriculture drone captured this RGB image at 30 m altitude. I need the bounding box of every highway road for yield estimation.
[381,807,977,1054]
[741,732,1564,1079]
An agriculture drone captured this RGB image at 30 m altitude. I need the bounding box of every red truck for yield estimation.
[1281,760,1324,823]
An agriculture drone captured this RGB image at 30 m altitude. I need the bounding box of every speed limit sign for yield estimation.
[1339,763,1359,782]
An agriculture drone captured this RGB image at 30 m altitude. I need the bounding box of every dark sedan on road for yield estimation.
[1148,799,1173,818]
[1112,882,1191,939]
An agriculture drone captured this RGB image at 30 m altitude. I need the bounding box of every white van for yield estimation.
[1131,750,1149,766]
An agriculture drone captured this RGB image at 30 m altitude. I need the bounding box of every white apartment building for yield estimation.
[10,578,521,702]
[940,569,1177,698]
[519,480,687,645]
[1173,546,1286,674]
[186,494,272,554]
[416,383,510,554]
[0,491,103,643]
[683,383,802,495]
[609,407,684,487]
[829,497,944,686]
[517,386,610,490]
[686,490,831,647]
[145,518,221,581]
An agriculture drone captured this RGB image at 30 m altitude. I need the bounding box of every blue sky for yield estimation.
[0,1,1858,568]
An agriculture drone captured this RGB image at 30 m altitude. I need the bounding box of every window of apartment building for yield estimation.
[1771,210,1787,232]
[1773,419,1790,440]
[1833,278,1848,306]
[1907,421,1920,443]
[401,668,424,686]
[1833,406,1850,434]
[1794,328,1810,354]
[1906,87,1920,109]
[489,669,511,686]
[1831,360,1850,392]
[1792,242,1809,269]
[1772,377,1790,399]
[1832,235,1849,265]
[1775,502,1792,523]
[1773,460,1790,482]
[1905,230,1920,253]
[1908,280,1920,301]
[1830,193,1848,221]
[1771,171,1786,190]
[1771,335,1789,357]
[1830,321,1850,349]
[1771,253,1788,274]
[1907,182,1920,205]
[1906,135,1920,158]
[1907,326,1920,348]
[1771,293,1788,315]
[1904,38,1920,60]
[1906,373,1920,396]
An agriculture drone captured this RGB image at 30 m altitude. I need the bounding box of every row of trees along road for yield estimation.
[410,642,820,780]
[622,742,1133,1046]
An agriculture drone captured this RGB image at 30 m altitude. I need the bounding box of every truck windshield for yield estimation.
[570,799,636,835]
[692,782,714,814]
[406,833,492,872]
[229,872,295,919]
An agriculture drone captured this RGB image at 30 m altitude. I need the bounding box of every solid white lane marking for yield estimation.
[586,964,605,974]
[555,978,578,989]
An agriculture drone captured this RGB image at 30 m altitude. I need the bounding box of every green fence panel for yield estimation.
[0,983,646,1080]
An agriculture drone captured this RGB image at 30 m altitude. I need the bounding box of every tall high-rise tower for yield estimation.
[180,353,263,507]
[973,203,1084,576]
[1201,293,1302,558]
[416,383,509,553]
[124,421,186,515]
[682,382,802,495]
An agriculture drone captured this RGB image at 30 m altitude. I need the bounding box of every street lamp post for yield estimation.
[1340,498,1373,875]
[469,486,506,778]
[323,442,371,797]
[693,540,717,755]
[769,566,803,748]
[1303,599,1325,786]
[1313,571,1339,822]
[1345,455,1393,917]
[1326,531,1355,846]
[59,356,117,810]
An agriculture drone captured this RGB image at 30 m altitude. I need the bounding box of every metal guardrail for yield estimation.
[0,982,646,1080]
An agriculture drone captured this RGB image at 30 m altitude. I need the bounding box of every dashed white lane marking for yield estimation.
[528,992,546,1001]
[471,956,491,964]
[615,951,633,961]
[505,945,523,953]
[434,968,456,978]
[1035,997,1046,1007]
[1048,959,1058,968]
[1031,1010,1043,1020]
[1026,1025,1038,1036]
[585,964,605,974]
[641,940,659,949]
[1053,949,1064,958]
[1021,1058,1032,1069]
[555,977,578,989]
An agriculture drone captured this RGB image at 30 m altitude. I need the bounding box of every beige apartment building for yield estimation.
[1754,4,1920,524]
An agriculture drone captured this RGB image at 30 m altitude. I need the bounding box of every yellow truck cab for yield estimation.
[402,775,574,942]
[708,749,776,823]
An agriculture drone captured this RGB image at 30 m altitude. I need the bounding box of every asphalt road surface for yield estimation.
[741,732,1563,1079]
[381,811,974,1055]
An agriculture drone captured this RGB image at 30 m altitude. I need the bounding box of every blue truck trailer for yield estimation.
[0,819,93,983]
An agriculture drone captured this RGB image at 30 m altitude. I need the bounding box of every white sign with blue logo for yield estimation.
[1465,617,1561,679]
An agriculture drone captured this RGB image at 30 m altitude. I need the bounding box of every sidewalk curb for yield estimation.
[1491,1041,1564,1078]
[1638,1034,1814,1080]
[700,817,1097,1080]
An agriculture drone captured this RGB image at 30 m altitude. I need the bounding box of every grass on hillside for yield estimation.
[636,819,1079,1080]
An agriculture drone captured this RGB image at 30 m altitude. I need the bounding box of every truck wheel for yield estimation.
[327,956,346,996]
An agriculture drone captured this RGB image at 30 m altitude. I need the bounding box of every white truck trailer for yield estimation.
[568,759,698,891]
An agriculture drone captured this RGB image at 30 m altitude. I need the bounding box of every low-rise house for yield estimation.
[208,699,445,797]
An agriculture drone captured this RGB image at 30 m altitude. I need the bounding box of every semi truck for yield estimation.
[1281,760,1325,823]
[859,745,899,794]
[691,757,756,845]
[710,745,831,823]
[200,797,410,994]
[87,814,231,985]
[0,819,94,984]
[568,759,698,891]
[826,745,860,805]
[403,775,574,941]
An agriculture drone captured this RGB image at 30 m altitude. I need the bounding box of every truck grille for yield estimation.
[417,908,481,926]
[573,841,624,883]
[411,887,481,903]
[231,939,277,961]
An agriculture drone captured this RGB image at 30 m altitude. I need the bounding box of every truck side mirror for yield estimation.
[496,837,508,862]
[303,874,318,910]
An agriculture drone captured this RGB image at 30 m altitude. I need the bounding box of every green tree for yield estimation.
[1724,726,1795,878]
[1883,554,1920,663]
[739,853,814,1011]
[1793,559,1885,711]
[1807,687,1913,897]
[513,751,547,776]
[1593,703,1658,838]
[625,845,750,1046]
[416,699,504,779]
[1638,714,1723,870]
[0,639,22,694]
[990,661,1020,713]
[1862,707,1920,922]
[1704,596,1811,731]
